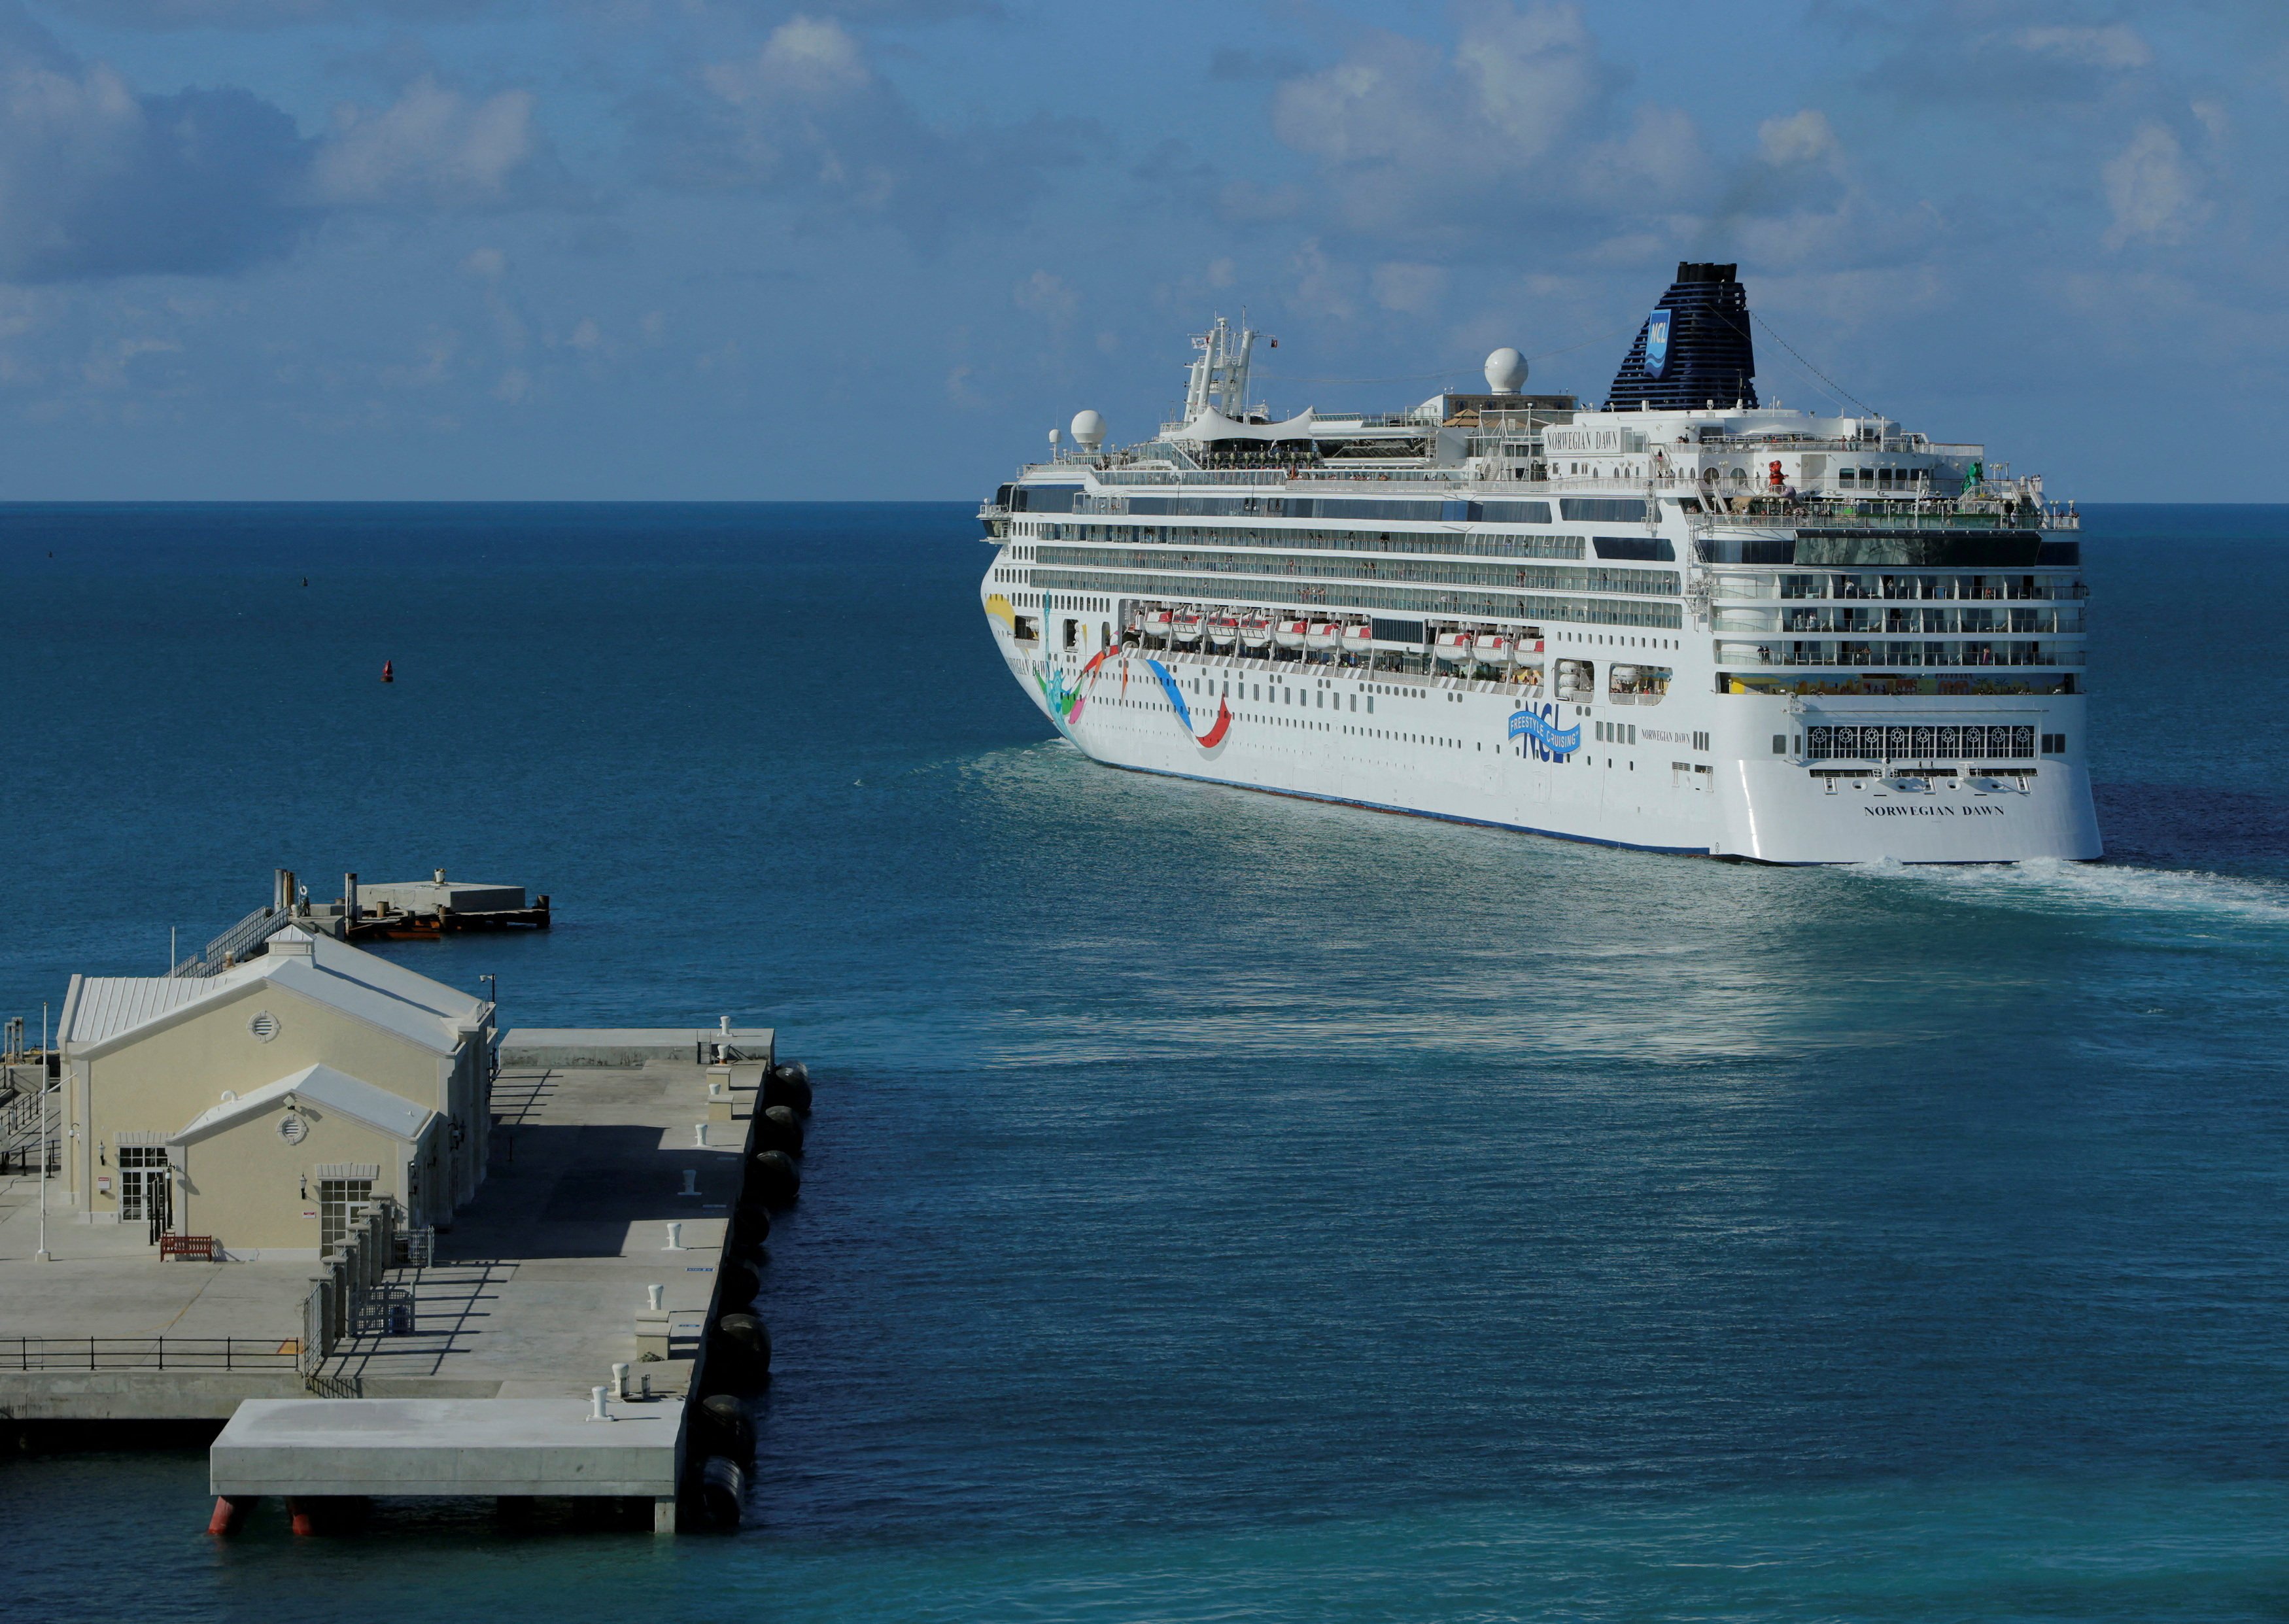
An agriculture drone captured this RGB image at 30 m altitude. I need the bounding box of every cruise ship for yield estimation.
[977,264,2098,863]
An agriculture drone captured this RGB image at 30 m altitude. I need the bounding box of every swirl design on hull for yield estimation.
[1144,658,1232,749]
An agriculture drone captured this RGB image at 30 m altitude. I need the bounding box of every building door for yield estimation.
[118,1146,170,1235]
[319,1178,374,1253]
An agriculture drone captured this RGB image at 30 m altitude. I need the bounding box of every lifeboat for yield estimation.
[1305,621,1342,653]
[1207,614,1239,649]
[1139,608,1173,643]
[1434,630,1475,666]
[1341,623,1373,659]
[1239,615,1273,651]
[1275,618,1309,651]
[1473,632,1513,668]
[1173,611,1204,645]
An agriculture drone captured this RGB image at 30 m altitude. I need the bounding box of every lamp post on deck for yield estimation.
[35,1001,50,1262]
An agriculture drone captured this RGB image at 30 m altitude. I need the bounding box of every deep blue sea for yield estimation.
[4,502,2288,1621]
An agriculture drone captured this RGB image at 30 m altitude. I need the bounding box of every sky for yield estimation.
[0,0,2281,500]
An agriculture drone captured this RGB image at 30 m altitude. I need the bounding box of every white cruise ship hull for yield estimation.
[989,627,2099,865]
[977,271,2103,865]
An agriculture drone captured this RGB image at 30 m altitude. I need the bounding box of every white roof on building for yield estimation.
[173,1062,435,1146]
[290,928,489,1026]
[63,929,492,1060]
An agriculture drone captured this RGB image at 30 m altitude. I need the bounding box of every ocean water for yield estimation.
[3,502,2288,1621]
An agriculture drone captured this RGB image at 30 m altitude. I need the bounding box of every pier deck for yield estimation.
[0,1034,769,1425]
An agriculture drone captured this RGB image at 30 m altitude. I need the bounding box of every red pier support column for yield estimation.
[207,1495,260,1536]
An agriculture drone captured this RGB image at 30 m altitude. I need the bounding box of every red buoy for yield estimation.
[381,660,394,683]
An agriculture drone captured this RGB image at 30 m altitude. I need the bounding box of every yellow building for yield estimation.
[56,927,495,1260]
[172,1062,445,1253]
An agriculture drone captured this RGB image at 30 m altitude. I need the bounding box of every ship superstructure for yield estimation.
[978,265,2097,863]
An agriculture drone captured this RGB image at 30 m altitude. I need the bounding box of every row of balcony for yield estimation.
[1713,641,2080,668]
[1715,608,2085,634]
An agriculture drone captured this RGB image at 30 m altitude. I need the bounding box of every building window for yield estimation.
[319,1178,375,1254]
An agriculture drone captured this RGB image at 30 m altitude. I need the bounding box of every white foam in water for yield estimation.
[1853,855,2289,925]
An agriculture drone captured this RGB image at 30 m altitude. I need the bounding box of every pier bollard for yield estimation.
[647,1283,664,1311]
[589,1385,613,1423]
[612,1361,630,1400]
[693,1122,708,1148]
[663,1221,685,1251]
[680,1169,699,1197]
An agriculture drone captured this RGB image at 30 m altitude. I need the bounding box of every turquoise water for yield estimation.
[3,503,2288,1620]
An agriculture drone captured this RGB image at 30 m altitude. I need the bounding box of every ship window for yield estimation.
[1773,735,1787,755]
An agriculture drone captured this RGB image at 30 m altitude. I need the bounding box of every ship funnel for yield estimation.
[1605,262,1757,411]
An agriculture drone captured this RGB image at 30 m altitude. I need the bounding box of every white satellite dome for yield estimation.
[1048,426,1061,446]
[1071,409,1107,449]
[1484,347,1528,394]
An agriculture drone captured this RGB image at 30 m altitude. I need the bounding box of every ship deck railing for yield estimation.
[1714,646,2082,668]
[1728,613,2087,634]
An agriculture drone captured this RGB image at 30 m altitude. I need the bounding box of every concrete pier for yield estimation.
[1,1028,789,1531]
[211,1398,684,1530]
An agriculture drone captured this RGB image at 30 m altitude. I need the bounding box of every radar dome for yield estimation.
[1071,409,1107,449]
[1484,347,1527,394]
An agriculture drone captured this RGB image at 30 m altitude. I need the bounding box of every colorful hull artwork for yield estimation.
[1035,650,1233,752]
[1034,646,1115,733]
[1507,705,1582,761]
[1143,659,1233,750]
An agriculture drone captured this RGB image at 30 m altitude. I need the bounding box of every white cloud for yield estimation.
[1013,269,1078,325]
[1583,104,1706,195]
[659,12,1081,242]
[2102,122,2207,248]
[1371,262,1445,315]
[311,76,540,210]
[1271,2,1604,171]
[705,16,871,108]
[1453,0,1602,158]
[0,26,310,281]
[1264,1,1698,238]
[2017,26,2152,71]
[1758,109,1836,168]
[1288,237,1357,321]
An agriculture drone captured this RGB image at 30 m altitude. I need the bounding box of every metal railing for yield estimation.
[1715,645,2080,668]
[1720,612,2086,634]
[297,1198,413,1379]
[169,905,297,978]
[0,1073,55,1173]
[0,1336,298,1371]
